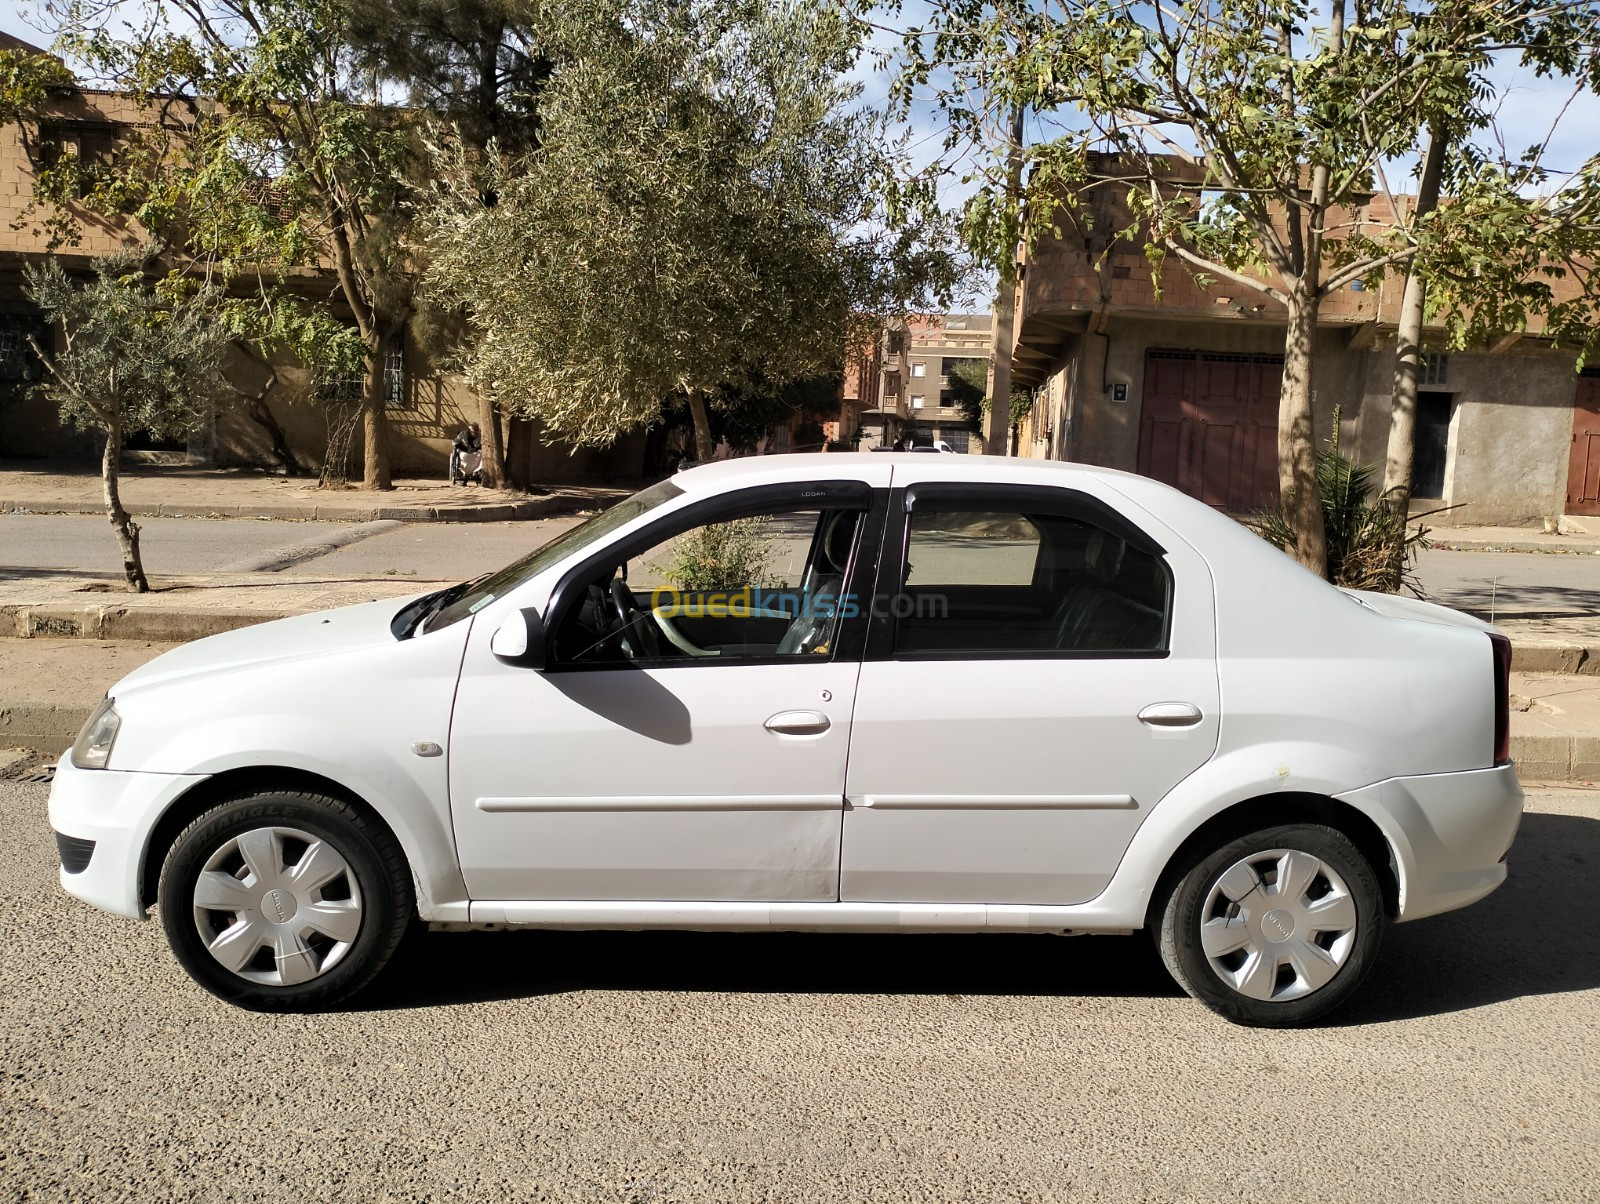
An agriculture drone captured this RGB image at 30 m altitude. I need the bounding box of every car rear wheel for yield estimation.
[158,790,413,1011]
[1157,823,1386,1027]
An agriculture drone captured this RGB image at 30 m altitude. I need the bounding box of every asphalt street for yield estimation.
[3,778,1597,1202]
[6,510,1600,621]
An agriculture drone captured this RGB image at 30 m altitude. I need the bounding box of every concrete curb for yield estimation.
[0,702,88,756]
[1508,732,1600,782]
[0,493,600,524]
[2,603,293,642]
[1426,537,1600,556]
[1512,643,1596,675]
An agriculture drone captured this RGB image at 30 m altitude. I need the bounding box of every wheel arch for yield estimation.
[1143,791,1401,930]
[139,767,411,911]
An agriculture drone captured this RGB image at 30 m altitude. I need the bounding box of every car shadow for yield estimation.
[358,811,1600,1021]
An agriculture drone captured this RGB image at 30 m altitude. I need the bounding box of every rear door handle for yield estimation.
[765,710,831,735]
[1138,702,1203,728]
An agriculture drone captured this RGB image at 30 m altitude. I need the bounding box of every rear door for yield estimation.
[840,474,1220,906]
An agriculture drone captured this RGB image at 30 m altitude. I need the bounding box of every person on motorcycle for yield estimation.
[450,423,483,486]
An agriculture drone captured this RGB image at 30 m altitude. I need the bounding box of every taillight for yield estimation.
[1489,632,1512,766]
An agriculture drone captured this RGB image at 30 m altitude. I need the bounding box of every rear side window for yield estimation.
[895,502,1170,657]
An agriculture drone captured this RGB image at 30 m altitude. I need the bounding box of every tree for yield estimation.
[423,0,956,461]
[25,250,232,591]
[880,0,1600,576]
[348,0,552,488]
[52,0,426,490]
[1383,74,1600,514]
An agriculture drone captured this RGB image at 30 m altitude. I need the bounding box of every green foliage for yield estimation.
[664,518,775,592]
[47,0,434,437]
[347,0,550,156]
[423,0,958,446]
[1250,419,1425,593]
[24,249,233,441]
[942,357,986,431]
[0,45,75,125]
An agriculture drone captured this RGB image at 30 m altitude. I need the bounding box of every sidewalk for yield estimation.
[0,572,439,640]
[1423,522,1600,555]
[0,460,635,523]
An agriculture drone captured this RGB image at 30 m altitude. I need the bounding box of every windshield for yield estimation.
[422,478,685,633]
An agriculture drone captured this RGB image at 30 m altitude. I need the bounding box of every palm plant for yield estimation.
[1252,411,1439,594]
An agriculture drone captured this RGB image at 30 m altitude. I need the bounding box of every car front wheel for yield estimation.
[158,790,413,1011]
[1157,823,1386,1027]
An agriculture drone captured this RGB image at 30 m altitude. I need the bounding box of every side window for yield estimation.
[905,511,1041,586]
[895,502,1170,656]
[552,504,862,666]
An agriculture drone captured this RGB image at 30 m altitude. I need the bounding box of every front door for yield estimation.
[1568,373,1600,517]
[449,481,882,902]
[840,477,1219,906]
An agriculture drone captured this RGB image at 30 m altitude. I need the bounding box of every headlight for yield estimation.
[71,697,122,770]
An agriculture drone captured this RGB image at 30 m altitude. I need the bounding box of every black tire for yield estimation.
[158,790,413,1012]
[1156,823,1386,1027]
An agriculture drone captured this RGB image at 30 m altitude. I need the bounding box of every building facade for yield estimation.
[855,313,992,452]
[0,42,644,484]
[1008,155,1598,526]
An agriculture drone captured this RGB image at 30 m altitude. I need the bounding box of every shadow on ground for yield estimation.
[360,810,1600,1023]
[1427,582,1600,622]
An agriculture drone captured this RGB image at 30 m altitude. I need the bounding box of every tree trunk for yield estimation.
[1382,120,1449,510]
[242,394,307,477]
[1279,286,1329,577]
[102,417,149,593]
[361,330,392,491]
[688,392,716,463]
[478,388,507,490]
[983,105,1027,458]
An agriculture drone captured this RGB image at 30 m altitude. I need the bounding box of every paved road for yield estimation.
[0,513,584,583]
[1412,547,1600,622]
[3,779,1597,1202]
[7,511,1600,618]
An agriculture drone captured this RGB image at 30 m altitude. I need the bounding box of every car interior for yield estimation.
[894,507,1171,655]
[551,507,863,664]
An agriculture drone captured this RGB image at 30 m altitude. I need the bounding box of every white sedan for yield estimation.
[48,454,1521,1025]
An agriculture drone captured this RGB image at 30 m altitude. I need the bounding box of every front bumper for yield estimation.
[1339,763,1524,922]
[46,758,209,921]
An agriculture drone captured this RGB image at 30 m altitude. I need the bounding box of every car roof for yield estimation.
[673,452,1143,493]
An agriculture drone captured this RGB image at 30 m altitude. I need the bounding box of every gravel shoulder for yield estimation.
[3,782,1598,1202]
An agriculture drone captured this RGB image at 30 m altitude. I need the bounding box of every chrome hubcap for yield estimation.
[1200,848,1358,1002]
[191,826,363,987]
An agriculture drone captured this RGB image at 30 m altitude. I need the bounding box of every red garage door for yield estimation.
[1569,371,1600,517]
[1138,350,1282,511]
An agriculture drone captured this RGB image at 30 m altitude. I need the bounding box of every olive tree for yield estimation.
[48,0,423,490]
[26,250,233,591]
[423,0,956,461]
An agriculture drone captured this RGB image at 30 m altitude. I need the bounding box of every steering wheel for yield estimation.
[608,575,661,659]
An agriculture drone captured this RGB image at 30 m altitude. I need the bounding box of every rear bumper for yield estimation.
[1339,763,1524,922]
[46,758,208,921]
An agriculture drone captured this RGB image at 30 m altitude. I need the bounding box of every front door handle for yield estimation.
[1138,702,1203,728]
[765,710,831,735]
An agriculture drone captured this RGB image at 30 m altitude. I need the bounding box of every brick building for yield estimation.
[854,313,992,452]
[1007,155,1599,526]
[0,38,644,483]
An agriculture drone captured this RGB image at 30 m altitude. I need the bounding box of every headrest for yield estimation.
[820,512,856,574]
[1085,528,1125,581]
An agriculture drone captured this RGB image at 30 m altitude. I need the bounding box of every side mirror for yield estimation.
[489,608,547,669]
